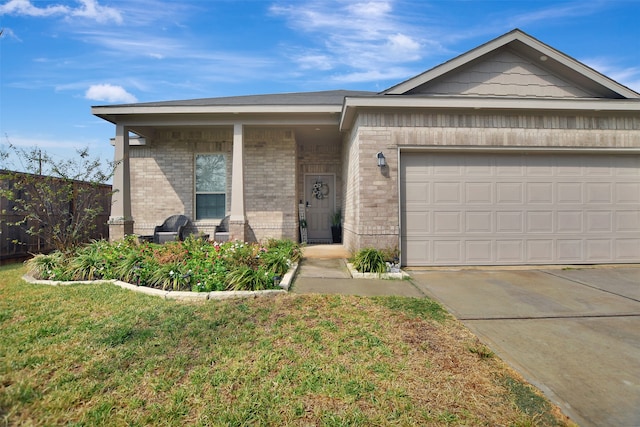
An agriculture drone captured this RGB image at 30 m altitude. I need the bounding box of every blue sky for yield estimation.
[1,0,639,168]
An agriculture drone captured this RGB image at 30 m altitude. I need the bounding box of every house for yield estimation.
[92,29,640,266]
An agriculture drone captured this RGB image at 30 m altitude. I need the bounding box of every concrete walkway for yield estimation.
[292,246,640,427]
[292,245,424,297]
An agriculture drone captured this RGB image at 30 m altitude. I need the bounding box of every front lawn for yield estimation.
[0,264,573,426]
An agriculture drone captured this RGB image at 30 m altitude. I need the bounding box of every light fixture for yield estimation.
[376,151,386,167]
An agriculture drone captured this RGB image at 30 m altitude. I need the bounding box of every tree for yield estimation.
[0,145,115,252]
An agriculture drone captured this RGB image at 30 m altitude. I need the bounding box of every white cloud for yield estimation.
[70,0,123,24]
[0,0,122,24]
[270,0,429,79]
[85,84,137,103]
[582,57,640,93]
[0,0,69,17]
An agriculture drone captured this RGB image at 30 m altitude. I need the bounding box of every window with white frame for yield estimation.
[195,154,226,219]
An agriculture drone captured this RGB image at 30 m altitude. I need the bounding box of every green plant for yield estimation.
[0,145,114,251]
[226,266,276,291]
[352,248,387,273]
[25,252,66,280]
[331,210,342,227]
[23,238,301,292]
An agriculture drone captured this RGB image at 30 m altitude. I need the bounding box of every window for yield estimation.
[195,154,226,219]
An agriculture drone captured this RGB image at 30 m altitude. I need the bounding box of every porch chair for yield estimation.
[153,214,191,244]
[214,216,230,242]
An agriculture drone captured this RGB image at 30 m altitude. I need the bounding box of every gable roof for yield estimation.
[381,29,640,99]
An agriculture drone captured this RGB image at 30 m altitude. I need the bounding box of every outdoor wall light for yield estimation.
[376,151,386,167]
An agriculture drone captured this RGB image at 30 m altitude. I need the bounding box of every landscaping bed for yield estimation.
[24,237,301,293]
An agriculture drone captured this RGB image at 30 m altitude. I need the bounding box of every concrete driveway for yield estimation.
[409,267,640,427]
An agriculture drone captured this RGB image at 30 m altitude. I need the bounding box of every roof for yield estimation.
[93,90,376,109]
[381,29,640,99]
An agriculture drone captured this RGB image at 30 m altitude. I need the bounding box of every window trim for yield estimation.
[194,153,227,220]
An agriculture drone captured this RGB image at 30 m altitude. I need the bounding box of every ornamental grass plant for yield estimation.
[25,236,301,292]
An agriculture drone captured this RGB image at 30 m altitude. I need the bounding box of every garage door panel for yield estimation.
[586,183,612,203]
[434,182,461,203]
[466,241,493,262]
[557,211,583,233]
[401,152,640,266]
[466,211,492,232]
[557,182,582,203]
[433,240,462,263]
[405,212,430,233]
[466,182,492,203]
[434,211,461,233]
[616,211,640,231]
[616,183,640,203]
[557,240,582,261]
[586,239,612,261]
[404,181,429,203]
[497,183,524,203]
[496,240,524,262]
[496,211,524,232]
[405,240,430,265]
[527,182,553,203]
[527,240,554,262]
[616,239,640,259]
[527,211,554,233]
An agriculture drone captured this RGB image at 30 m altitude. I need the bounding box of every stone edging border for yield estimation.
[345,263,409,279]
[21,262,299,302]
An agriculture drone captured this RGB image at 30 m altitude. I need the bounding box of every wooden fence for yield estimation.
[0,171,111,264]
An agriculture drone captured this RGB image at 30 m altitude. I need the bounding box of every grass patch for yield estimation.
[0,263,574,426]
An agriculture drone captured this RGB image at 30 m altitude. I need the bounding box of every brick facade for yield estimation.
[128,127,300,242]
[342,111,640,254]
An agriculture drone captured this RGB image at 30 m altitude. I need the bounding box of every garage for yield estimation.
[400,151,640,266]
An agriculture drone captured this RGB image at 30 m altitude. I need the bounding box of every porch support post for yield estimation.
[229,123,247,241]
[109,124,134,241]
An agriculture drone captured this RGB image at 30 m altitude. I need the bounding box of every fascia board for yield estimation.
[91,104,341,116]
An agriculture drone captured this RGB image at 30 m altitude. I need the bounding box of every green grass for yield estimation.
[0,263,574,426]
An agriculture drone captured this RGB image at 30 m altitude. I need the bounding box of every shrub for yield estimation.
[24,238,300,292]
[352,248,387,273]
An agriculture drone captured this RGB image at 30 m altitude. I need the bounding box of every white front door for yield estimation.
[305,174,335,243]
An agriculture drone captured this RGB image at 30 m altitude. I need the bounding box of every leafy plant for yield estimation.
[331,210,342,227]
[0,145,114,251]
[24,238,300,292]
[226,266,275,291]
[352,248,388,273]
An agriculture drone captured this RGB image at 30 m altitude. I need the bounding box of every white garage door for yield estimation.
[401,152,640,266]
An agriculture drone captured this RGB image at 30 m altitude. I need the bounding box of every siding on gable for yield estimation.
[409,50,596,98]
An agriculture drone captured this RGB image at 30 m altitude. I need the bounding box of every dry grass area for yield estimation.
[0,263,575,426]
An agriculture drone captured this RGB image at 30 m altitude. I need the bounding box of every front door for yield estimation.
[305,174,335,243]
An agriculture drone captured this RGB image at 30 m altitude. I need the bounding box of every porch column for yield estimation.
[109,124,134,241]
[229,123,247,241]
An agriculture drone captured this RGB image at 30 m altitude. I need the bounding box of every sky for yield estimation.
[1,0,639,170]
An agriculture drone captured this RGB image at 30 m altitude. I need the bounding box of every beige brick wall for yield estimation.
[129,127,299,241]
[244,128,297,241]
[343,110,640,254]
